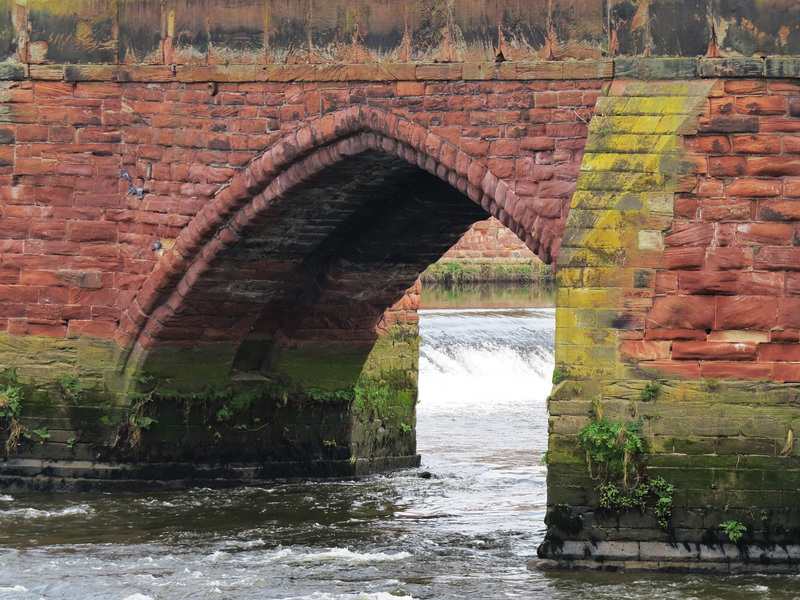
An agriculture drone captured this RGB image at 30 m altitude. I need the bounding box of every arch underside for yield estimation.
[132,145,487,389]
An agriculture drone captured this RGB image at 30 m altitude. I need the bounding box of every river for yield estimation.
[0,286,798,599]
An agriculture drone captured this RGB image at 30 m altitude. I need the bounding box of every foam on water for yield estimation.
[0,504,94,520]
[291,548,412,563]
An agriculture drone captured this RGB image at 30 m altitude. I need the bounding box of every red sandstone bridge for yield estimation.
[1,0,800,572]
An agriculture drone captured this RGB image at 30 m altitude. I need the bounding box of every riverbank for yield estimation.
[420,281,556,310]
[420,258,555,286]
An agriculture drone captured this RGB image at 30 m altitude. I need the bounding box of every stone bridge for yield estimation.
[1,0,800,572]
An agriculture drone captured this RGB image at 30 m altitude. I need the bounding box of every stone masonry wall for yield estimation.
[0,67,599,362]
[636,80,800,382]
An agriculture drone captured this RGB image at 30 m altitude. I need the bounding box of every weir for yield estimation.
[1,0,800,573]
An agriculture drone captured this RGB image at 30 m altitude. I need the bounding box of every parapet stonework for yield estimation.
[1,0,800,573]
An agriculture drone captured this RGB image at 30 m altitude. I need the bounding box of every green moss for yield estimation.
[545,503,583,534]
[268,343,372,391]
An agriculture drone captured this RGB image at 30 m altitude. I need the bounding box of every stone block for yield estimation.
[765,58,800,78]
[590,541,640,560]
[698,59,764,78]
[0,64,25,80]
[639,59,698,80]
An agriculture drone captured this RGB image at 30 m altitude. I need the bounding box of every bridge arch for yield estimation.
[117,105,563,386]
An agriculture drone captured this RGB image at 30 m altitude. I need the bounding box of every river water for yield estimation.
[0,288,799,599]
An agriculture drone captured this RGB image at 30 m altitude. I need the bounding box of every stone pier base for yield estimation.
[529,541,800,574]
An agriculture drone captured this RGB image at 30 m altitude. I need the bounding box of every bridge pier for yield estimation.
[534,78,800,572]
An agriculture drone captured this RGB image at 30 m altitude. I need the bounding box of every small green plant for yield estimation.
[640,382,662,402]
[132,416,157,430]
[32,427,50,443]
[59,376,83,403]
[540,450,550,466]
[578,396,675,530]
[66,437,77,448]
[303,388,354,404]
[720,520,747,543]
[597,477,674,529]
[400,422,412,433]
[578,417,645,483]
[99,415,115,427]
[0,384,26,453]
[322,439,337,447]
[216,404,234,422]
[353,378,392,419]
[121,397,159,448]
[132,373,154,386]
[552,369,565,385]
[650,477,675,529]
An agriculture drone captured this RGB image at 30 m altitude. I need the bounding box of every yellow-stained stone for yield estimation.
[597,95,703,116]
[657,115,700,135]
[571,191,622,209]
[555,307,578,328]
[629,116,662,134]
[559,288,621,309]
[567,209,621,230]
[582,152,664,173]
[557,80,717,394]
[556,344,615,367]
[556,267,584,288]
[585,247,625,266]
[556,247,588,267]
[575,309,597,327]
[583,267,634,288]
[630,82,716,97]
[558,326,615,346]
[585,134,682,154]
[566,227,622,249]
[617,209,650,230]
[577,171,669,192]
